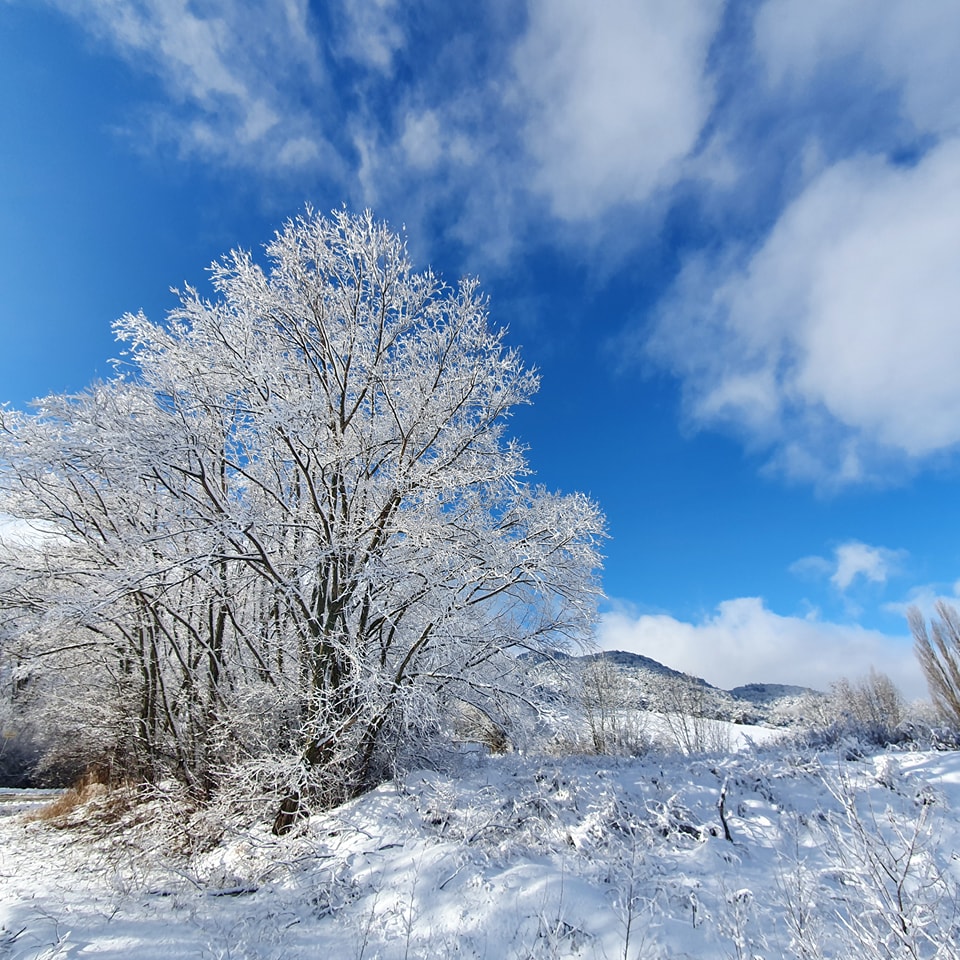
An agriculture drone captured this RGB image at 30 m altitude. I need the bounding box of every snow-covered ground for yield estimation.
[1,746,959,959]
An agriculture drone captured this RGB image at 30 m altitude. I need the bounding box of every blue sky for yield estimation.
[3,0,960,698]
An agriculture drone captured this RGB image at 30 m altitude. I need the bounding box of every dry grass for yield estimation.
[27,767,135,828]
[23,766,225,866]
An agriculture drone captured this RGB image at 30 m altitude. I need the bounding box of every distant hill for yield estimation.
[529,649,825,727]
[580,650,711,686]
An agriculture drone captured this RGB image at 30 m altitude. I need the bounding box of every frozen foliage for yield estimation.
[0,209,604,816]
[1,747,959,958]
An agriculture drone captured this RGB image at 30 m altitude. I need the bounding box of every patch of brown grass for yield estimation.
[27,767,134,828]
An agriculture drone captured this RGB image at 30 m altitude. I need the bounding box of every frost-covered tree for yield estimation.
[0,209,605,819]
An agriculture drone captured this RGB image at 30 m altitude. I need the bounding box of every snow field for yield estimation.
[1,747,959,959]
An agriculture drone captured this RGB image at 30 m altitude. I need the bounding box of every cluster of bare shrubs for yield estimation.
[650,674,734,755]
[554,659,732,757]
[788,602,960,751]
[827,669,906,745]
[579,658,652,756]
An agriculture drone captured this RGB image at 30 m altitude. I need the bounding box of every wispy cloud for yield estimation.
[32,0,960,492]
[755,0,960,138]
[334,0,403,74]
[348,0,726,265]
[510,0,723,221]
[598,597,925,698]
[37,0,726,263]
[43,0,334,171]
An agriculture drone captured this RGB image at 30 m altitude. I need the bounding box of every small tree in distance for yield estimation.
[0,209,605,825]
[910,601,960,728]
[579,656,650,755]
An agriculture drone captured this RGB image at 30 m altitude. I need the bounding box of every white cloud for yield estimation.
[276,135,321,168]
[598,598,926,699]
[511,0,723,220]
[884,581,960,621]
[755,0,960,137]
[400,110,442,171]
[34,0,733,261]
[830,541,901,592]
[793,540,904,592]
[349,0,728,264]
[44,0,332,171]
[788,554,833,581]
[335,0,403,74]
[648,138,960,484]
